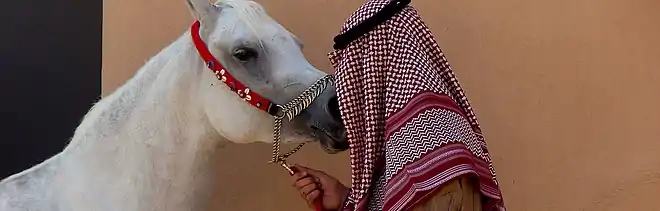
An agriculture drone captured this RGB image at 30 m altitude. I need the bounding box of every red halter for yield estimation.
[191,20,281,116]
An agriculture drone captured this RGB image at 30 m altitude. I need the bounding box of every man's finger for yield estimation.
[305,189,322,208]
[291,170,309,182]
[293,164,324,177]
[300,182,319,197]
[291,165,309,174]
[293,176,316,189]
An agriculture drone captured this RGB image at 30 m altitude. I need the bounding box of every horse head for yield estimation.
[186,0,348,153]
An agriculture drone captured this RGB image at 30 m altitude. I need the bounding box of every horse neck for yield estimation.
[57,32,225,210]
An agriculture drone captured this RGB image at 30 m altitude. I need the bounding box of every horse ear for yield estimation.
[185,0,219,21]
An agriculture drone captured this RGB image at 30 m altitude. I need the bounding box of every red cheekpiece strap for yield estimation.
[191,21,280,116]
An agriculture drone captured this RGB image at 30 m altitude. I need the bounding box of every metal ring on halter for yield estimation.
[274,104,286,119]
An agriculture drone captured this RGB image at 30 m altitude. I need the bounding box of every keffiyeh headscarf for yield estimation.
[329,0,505,210]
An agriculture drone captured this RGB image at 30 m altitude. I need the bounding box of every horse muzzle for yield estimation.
[304,88,349,153]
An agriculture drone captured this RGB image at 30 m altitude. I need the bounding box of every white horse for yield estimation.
[0,0,348,210]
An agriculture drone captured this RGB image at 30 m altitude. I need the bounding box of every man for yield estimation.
[292,0,505,210]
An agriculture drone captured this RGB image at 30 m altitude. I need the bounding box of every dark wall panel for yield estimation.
[0,0,102,178]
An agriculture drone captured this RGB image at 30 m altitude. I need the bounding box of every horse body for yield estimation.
[0,0,348,210]
[1,33,225,211]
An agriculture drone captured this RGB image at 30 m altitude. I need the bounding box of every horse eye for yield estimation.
[232,48,257,62]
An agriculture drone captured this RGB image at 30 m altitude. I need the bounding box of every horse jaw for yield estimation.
[198,69,317,146]
[199,73,276,145]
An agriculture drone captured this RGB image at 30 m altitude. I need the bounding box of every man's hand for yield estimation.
[291,164,349,210]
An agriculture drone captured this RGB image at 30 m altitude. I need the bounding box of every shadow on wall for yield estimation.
[104,0,660,210]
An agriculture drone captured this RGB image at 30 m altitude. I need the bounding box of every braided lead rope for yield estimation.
[269,75,335,165]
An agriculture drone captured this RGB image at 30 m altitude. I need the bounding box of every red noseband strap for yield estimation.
[191,21,281,116]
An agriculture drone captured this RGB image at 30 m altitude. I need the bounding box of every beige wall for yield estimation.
[103,0,660,210]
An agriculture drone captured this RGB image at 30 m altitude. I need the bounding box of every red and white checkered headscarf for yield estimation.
[329,1,505,210]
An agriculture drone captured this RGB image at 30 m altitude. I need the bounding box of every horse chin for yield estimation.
[321,144,343,154]
[312,130,349,154]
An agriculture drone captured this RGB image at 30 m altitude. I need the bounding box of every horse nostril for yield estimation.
[327,96,342,122]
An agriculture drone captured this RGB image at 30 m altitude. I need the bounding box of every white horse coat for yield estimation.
[0,0,347,210]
